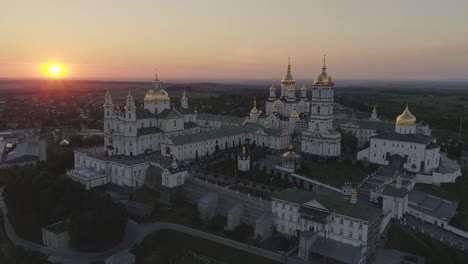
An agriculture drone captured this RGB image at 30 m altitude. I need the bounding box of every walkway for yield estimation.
[0,187,307,264]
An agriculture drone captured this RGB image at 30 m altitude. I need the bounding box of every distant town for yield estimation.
[0,60,467,264]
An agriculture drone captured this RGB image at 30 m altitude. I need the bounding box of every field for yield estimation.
[335,87,468,139]
[385,224,468,264]
[132,229,279,264]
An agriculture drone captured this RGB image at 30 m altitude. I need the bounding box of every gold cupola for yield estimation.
[144,89,170,101]
[313,54,333,86]
[171,156,178,169]
[250,97,260,115]
[290,104,300,120]
[269,84,276,91]
[396,105,416,125]
[281,57,296,86]
[300,84,307,92]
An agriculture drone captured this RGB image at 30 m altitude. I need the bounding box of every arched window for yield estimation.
[317,105,321,114]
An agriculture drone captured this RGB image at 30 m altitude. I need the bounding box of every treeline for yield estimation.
[1,152,126,251]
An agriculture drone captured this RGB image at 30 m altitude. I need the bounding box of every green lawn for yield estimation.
[132,229,278,264]
[297,160,369,188]
[385,224,468,264]
[414,171,468,231]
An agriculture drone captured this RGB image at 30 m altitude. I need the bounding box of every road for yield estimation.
[0,187,306,264]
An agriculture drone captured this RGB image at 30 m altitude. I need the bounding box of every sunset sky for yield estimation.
[1,0,468,81]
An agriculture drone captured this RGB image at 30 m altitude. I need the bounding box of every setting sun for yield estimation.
[43,63,66,78]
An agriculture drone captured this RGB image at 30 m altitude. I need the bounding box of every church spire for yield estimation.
[322,54,327,74]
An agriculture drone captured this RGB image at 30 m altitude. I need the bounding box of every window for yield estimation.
[174,120,177,127]
[359,234,362,240]
[359,223,363,230]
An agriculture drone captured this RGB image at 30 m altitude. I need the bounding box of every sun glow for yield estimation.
[43,63,66,78]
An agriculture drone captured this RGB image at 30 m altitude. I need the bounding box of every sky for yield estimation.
[1,0,468,81]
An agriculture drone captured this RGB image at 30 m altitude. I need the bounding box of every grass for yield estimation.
[414,170,468,231]
[132,229,278,264]
[298,160,369,188]
[133,187,160,204]
[385,224,468,264]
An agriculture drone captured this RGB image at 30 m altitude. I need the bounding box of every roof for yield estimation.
[167,123,260,146]
[175,106,195,115]
[136,109,157,119]
[198,192,219,205]
[137,126,163,136]
[158,108,183,119]
[197,113,245,125]
[184,121,199,129]
[408,190,458,221]
[310,236,362,264]
[372,132,435,145]
[272,188,380,221]
[5,141,40,163]
[336,118,395,132]
[43,220,68,234]
[382,185,408,198]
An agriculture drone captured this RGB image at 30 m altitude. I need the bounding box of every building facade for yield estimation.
[301,58,341,157]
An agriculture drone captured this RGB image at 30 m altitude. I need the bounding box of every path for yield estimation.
[0,187,307,264]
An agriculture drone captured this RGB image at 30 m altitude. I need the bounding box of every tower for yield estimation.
[103,90,114,150]
[280,57,296,99]
[124,91,137,156]
[269,84,276,99]
[238,145,250,172]
[249,97,261,122]
[181,89,188,109]
[301,55,341,157]
[370,105,379,121]
[300,84,307,99]
[309,55,334,132]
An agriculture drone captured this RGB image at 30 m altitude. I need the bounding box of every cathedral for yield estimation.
[250,57,341,157]
[103,74,199,157]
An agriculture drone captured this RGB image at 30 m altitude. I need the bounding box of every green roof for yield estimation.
[198,113,245,125]
[137,126,163,136]
[272,188,380,222]
[382,185,408,198]
[372,132,435,144]
[264,127,284,137]
[158,108,183,119]
[335,118,394,132]
[136,109,157,119]
[176,106,195,115]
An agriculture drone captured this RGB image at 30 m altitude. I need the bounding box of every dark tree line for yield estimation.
[1,151,126,251]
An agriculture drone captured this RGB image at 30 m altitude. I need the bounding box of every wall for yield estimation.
[183,177,270,227]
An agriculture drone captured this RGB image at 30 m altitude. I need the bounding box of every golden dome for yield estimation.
[313,73,333,85]
[290,104,299,119]
[250,98,260,115]
[282,145,300,159]
[171,156,178,169]
[269,84,276,91]
[281,58,296,85]
[144,89,170,101]
[300,84,307,91]
[396,105,416,125]
[288,85,294,92]
[313,55,333,86]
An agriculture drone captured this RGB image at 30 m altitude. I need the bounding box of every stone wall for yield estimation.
[183,177,271,227]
